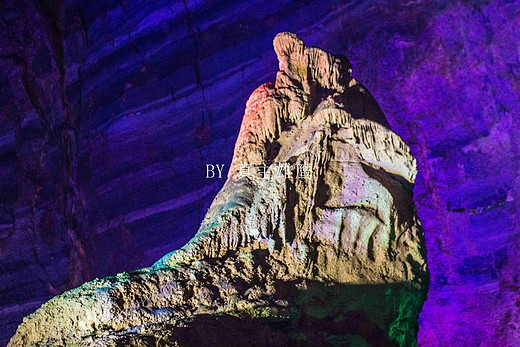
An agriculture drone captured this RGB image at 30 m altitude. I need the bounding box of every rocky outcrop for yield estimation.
[9,33,428,347]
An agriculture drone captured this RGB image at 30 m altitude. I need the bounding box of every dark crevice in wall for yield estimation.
[21,60,52,134]
[32,0,91,287]
[181,0,209,124]
[1,44,61,294]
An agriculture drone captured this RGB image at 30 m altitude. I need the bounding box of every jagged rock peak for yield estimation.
[230,32,416,184]
[9,33,428,347]
[273,32,352,93]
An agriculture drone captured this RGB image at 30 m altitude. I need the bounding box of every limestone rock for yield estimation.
[9,33,428,347]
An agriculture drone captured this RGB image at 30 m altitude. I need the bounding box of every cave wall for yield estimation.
[0,0,518,345]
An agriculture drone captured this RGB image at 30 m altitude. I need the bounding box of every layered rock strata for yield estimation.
[9,33,428,347]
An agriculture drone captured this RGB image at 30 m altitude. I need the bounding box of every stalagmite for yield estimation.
[9,32,428,347]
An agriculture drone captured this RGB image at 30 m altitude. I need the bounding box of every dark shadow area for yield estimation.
[361,163,414,225]
[341,81,390,129]
[266,140,282,165]
[112,281,423,347]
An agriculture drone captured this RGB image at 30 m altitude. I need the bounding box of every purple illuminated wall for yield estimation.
[0,0,518,345]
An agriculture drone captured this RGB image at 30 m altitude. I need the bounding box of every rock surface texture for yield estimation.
[9,33,428,347]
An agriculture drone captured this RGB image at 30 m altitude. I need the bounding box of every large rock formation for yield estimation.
[9,33,428,346]
[2,1,518,345]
